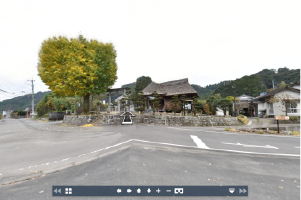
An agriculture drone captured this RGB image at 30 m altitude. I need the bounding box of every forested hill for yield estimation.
[0,91,51,112]
[1,68,298,110]
[213,67,300,98]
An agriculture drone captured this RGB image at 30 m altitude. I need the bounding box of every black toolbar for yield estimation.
[52,186,248,196]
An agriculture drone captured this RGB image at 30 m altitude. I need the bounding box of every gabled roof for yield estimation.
[250,85,300,102]
[142,78,199,97]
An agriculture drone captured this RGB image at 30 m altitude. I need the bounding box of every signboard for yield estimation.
[120,111,135,125]
[275,116,289,120]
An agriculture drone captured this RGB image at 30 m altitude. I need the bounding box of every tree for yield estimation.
[38,35,117,113]
[123,89,132,111]
[203,103,212,115]
[149,91,162,113]
[180,95,188,116]
[134,91,146,113]
[134,76,152,93]
[191,96,203,116]
[17,109,27,116]
[206,94,221,115]
[169,95,181,115]
[213,98,233,117]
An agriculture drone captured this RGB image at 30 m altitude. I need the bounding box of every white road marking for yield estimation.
[207,131,299,138]
[167,127,196,131]
[295,146,300,148]
[221,142,279,149]
[3,138,299,179]
[131,139,298,156]
[190,135,209,149]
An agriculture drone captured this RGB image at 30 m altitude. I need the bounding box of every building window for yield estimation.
[286,101,298,113]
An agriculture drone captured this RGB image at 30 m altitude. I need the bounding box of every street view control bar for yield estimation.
[52,186,248,197]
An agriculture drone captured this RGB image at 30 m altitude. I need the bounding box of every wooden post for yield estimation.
[277,120,279,134]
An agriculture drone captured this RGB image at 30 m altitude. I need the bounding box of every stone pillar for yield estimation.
[118,99,120,113]
[107,92,111,113]
[145,100,147,112]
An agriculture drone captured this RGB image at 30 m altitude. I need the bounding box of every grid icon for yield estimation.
[65,188,72,194]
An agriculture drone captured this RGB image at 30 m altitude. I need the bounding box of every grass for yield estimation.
[291,131,300,136]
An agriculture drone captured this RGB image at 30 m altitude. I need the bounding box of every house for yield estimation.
[249,82,300,117]
[142,78,199,112]
[235,94,255,116]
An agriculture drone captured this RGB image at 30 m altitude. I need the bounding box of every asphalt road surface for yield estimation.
[0,118,300,200]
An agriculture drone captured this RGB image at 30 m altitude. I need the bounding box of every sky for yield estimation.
[0,0,300,101]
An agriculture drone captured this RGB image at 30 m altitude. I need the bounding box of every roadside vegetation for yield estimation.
[237,115,249,125]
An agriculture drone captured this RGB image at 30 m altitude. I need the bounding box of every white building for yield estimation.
[250,82,300,117]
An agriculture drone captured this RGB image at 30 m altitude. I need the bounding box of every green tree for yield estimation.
[169,95,181,115]
[206,94,221,115]
[134,76,152,93]
[134,91,146,113]
[38,35,117,113]
[213,98,233,116]
[17,109,27,116]
[179,95,188,116]
[191,96,201,116]
[150,91,162,113]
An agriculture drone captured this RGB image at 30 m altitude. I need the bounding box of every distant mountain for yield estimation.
[121,82,136,92]
[213,67,300,98]
[2,67,298,110]
[0,91,51,112]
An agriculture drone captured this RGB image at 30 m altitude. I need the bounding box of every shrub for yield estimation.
[0,113,2,119]
[289,116,300,121]
[224,128,230,131]
[259,130,263,134]
[237,115,249,125]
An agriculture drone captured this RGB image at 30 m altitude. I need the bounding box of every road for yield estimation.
[0,118,300,199]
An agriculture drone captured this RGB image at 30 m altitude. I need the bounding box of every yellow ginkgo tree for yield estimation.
[38,35,117,113]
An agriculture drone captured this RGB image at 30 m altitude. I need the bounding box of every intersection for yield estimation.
[0,118,300,199]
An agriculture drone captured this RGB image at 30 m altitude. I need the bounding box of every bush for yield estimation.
[17,109,27,116]
[0,113,2,119]
[289,116,300,121]
[224,128,231,131]
[258,130,263,134]
[237,115,249,125]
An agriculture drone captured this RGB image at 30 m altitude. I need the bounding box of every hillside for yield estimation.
[1,67,298,110]
[213,67,300,98]
[0,91,51,112]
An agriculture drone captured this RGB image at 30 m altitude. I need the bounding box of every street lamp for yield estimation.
[232,84,236,117]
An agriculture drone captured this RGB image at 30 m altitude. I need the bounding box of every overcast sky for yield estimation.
[0,0,300,101]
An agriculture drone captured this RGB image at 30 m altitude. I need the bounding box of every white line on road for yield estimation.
[1,138,300,180]
[295,146,300,148]
[190,135,209,149]
[207,131,299,138]
[167,127,197,131]
[221,142,279,149]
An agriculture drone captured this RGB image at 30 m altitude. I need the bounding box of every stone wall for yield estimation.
[63,115,100,126]
[102,114,242,126]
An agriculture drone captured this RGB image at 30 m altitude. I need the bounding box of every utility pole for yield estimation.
[272,80,274,89]
[27,78,35,118]
[232,84,236,117]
